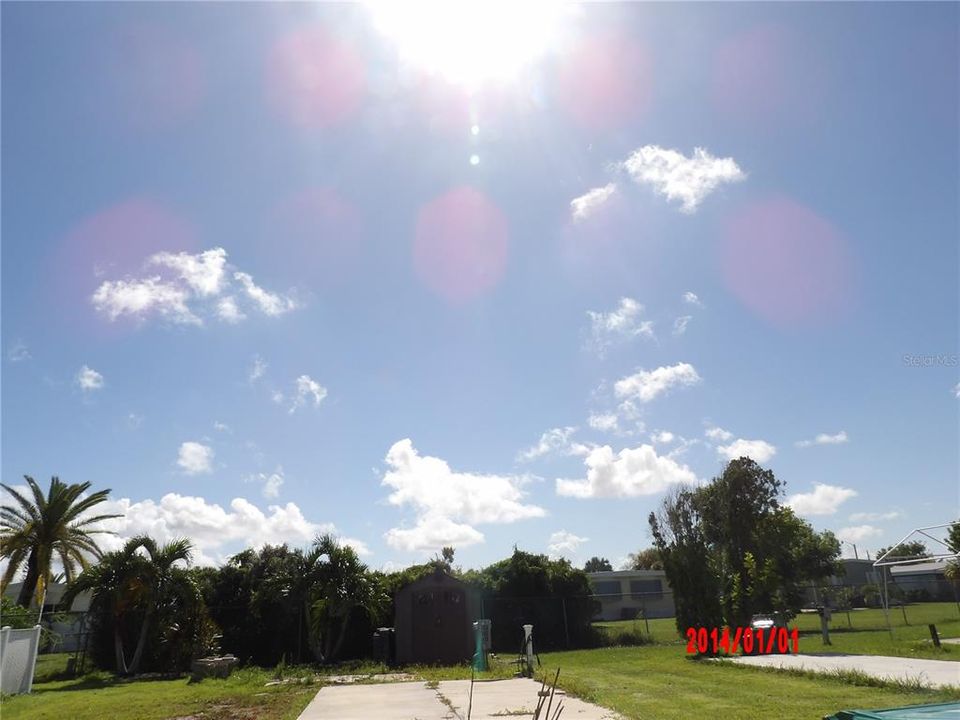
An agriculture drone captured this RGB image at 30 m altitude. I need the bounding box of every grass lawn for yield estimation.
[594,601,960,661]
[541,645,960,720]
[0,654,517,720]
[1,665,317,720]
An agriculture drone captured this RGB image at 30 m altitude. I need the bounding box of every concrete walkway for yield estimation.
[297,678,622,719]
[730,653,960,688]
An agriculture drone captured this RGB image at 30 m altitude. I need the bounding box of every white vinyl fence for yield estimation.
[0,625,42,694]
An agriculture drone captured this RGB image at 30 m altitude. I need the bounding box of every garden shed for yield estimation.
[394,569,480,664]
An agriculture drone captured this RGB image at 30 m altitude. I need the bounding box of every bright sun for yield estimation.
[367,1,574,89]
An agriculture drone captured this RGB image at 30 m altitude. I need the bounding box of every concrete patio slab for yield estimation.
[297,681,451,720]
[437,678,623,719]
[296,678,623,719]
[729,653,960,689]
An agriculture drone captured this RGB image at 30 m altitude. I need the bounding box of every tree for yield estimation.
[199,544,305,665]
[125,537,198,675]
[471,548,598,651]
[307,534,387,663]
[583,556,613,573]
[649,488,723,635]
[1,476,120,607]
[948,523,960,554]
[650,459,840,637]
[877,541,928,560]
[63,535,205,675]
[943,523,960,585]
[626,548,663,571]
[429,546,456,573]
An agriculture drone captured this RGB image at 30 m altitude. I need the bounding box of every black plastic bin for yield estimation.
[372,627,396,666]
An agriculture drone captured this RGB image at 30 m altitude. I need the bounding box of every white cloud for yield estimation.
[548,530,588,558]
[682,291,704,307]
[672,315,692,336]
[796,431,849,448]
[519,426,578,462]
[954,383,960,399]
[622,145,745,213]
[7,341,30,363]
[234,272,298,316]
[614,363,701,403]
[248,355,267,383]
[588,413,619,433]
[384,516,484,554]
[289,375,327,413]
[93,493,340,567]
[213,421,231,433]
[716,438,777,463]
[837,525,883,543]
[151,248,227,297]
[571,183,617,221]
[848,511,900,522]
[382,439,545,553]
[177,441,214,475]
[705,426,733,442]
[216,296,246,323]
[92,277,198,324]
[586,298,654,356]
[75,365,104,391]
[127,413,144,429]
[787,483,858,516]
[92,248,299,326]
[248,466,285,499]
[340,538,372,557]
[651,431,675,444]
[617,399,642,421]
[556,443,696,499]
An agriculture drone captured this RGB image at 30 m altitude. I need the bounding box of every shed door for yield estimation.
[411,588,467,663]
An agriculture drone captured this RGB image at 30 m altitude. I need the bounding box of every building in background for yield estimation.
[586,569,675,621]
[3,583,91,653]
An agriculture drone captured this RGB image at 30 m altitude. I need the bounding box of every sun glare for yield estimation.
[367,1,573,89]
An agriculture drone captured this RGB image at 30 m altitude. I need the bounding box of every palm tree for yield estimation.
[307,534,387,663]
[1,476,120,608]
[63,535,197,675]
[126,537,195,674]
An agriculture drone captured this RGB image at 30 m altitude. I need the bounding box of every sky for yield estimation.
[2,2,958,572]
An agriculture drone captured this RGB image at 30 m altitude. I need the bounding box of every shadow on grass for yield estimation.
[33,673,186,694]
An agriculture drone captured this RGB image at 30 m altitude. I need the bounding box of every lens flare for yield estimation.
[266,24,366,128]
[722,197,855,328]
[413,187,509,303]
[555,30,652,129]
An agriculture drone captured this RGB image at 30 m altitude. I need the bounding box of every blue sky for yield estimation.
[3,2,957,570]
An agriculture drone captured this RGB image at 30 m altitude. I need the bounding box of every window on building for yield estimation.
[592,580,621,599]
[630,579,663,600]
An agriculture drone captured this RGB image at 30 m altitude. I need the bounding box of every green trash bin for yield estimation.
[472,620,490,672]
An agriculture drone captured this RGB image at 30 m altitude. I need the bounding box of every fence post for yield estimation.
[561,597,570,649]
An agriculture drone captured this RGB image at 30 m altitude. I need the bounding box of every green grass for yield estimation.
[594,601,960,660]
[1,654,516,720]
[540,645,960,720]
[1,666,316,720]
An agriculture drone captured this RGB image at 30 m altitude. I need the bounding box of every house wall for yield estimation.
[587,570,676,621]
[4,582,91,653]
